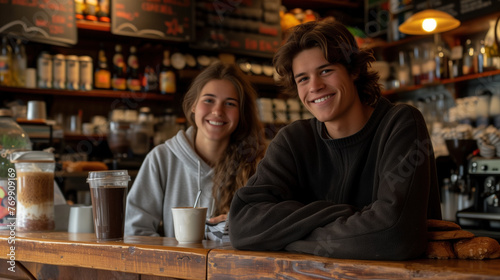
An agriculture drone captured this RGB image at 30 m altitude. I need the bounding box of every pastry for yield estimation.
[427,219,461,231]
[66,161,109,172]
[454,237,500,260]
[427,229,474,241]
[426,241,456,259]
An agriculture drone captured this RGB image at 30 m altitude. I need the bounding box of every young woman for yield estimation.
[125,62,266,239]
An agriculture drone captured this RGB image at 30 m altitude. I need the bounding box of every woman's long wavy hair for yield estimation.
[182,62,266,216]
[273,18,381,106]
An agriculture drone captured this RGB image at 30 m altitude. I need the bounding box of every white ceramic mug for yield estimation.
[171,207,207,244]
[68,205,94,233]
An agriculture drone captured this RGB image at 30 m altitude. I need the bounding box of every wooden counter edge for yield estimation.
[207,248,500,280]
[0,232,213,280]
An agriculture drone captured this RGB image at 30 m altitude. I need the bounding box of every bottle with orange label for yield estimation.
[94,46,111,89]
[111,44,127,91]
[159,50,176,94]
[126,46,141,92]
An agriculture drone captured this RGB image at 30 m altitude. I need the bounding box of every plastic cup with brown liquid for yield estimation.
[86,170,130,241]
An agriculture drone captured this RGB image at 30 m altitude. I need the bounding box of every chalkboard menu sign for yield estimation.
[0,0,77,46]
[111,0,194,41]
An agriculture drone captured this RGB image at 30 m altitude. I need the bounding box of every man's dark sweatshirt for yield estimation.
[228,97,442,260]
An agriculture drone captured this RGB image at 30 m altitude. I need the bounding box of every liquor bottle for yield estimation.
[94,47,111,89]
[410,46,422,85]
[75,0,85,20]
[477,40,485,74]
[12,39,27,87]
[85,0,98,21]
[142,65,158,93]
[396,51,410,87]
[462,39,475,75]
[434,35,450,81]
[96,0,110,22]
[0,36,12,87]
[421,43,436,84]
[159,50,176,94]
[111,44,127,91]
[126,46,141,92]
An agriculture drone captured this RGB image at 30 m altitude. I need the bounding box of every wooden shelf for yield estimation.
[177,69,276,86]
[76,19,110,32]
[282,0,361,9]
[0,86,174,101]
[382,69,500,96]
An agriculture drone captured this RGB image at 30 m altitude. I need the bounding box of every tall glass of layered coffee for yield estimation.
[86,170,130,241]
[11,151,55,231]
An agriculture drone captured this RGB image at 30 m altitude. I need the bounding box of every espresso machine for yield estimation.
[456,157,500,240]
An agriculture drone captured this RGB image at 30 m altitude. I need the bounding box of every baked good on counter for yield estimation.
[427,219,462,231]
[64,161,109,172]
[454,237,500,260]
[427,229,475,241]
[426,241,456,259]
[426,219,500,260]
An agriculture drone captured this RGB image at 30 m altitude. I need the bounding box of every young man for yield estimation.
[228,18,442,260]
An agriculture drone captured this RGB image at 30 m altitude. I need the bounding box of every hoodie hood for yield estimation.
[165,126,213,176]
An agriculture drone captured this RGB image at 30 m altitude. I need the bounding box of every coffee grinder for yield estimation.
[445,139,478,196]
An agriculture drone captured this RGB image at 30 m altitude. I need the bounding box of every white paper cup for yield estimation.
[68,205,94,233]
[171,207,207,244]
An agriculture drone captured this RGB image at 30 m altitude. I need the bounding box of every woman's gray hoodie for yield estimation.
[125,127,214,237]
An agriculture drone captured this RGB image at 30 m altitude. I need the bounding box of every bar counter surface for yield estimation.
[0,231,499,279]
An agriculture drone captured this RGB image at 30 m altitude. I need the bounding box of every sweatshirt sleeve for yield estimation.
[125,149,165,237]
[228,128,357,251]
[229,108,440,260]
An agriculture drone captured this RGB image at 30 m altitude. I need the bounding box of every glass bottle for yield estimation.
[410,46,422,85]
[12,39,26,87]
[0,108,32,229]
[477,40,485,73]
[94,47,111,89]
[434,35,450,81]
[450,41,463,78]
[96,0,110,22]
[396,50,410,87]
[142,65,158,93]
[421,43,436,84]
[159,50,176,94]
[462,39,475,75]
[75,0,85,20]
[126,46,141,92]
[111,44,127,91]
[85,0,98,21]
[484,19,500,70]
[0,36,12,87]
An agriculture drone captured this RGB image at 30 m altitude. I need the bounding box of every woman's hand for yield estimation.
[207,214,227,225]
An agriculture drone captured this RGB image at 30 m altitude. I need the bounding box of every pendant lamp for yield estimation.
[399,9,461,35]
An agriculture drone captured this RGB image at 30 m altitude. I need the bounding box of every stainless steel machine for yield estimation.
[456,157,500,240]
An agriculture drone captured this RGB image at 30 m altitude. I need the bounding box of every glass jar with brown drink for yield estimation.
[11,151,55,232]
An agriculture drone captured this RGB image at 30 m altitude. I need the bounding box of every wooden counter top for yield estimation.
[0,231,221,280]
[208,248,500,279]
[1,231,500,279]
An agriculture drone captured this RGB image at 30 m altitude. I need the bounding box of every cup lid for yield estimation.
[10,151,55,163]
[86,170,130,182]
